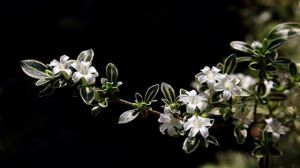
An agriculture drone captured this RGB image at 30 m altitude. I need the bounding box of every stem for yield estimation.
[111,97,161,116]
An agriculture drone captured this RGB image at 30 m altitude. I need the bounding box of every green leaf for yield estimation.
[135,92,143,103]
[161,82,176,104]
[144,84,159,103]
[237,56,255,62]
[264,65,277,72]
[182,136,200,154]
[249,62,260,71]
[269,147,283,156]
[206,135,219,146]
[268,22,300,40]
[289,62,298,79]
[39,83,54,97]
[257,82,266,96]
[80,87,95,105]
[20,60,48,79]
[268,93,286,101]
[230,41,252,53]
[223,54,237,74]
[98,98,109,108]
[118,109,139,124]
[91,106,102,116]
[106,63,118,83]
[258,154,270,168]
[35,78,52,86]
[251,146,265,157]
[267,38,286,51]
[233,127,247,144]
[275,58,291,64]
[77,49,94,63]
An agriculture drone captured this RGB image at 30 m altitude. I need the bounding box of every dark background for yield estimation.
[1,0,249,167]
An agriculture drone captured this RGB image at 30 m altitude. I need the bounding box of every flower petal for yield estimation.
[223,90,232,101]
[53,67,61,75]
[167,127,177,136]
[49,59,59,67]
[200,127,209,138]
[188,127,199,137]
[159,123,168,134]
[60,55,69,64]
[72,72,82,83]
[84,74,96,85]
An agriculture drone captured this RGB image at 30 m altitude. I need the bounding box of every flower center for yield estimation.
[224,81,233,90]
[207,71,215,81]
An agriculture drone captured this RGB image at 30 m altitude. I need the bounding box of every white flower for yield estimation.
[158,107,183,136]
[71,61,99,85]
[183,115,214,138]
[49,55,74,77]
[179,90,208,113]
[265,118,288,141]
[214,74,241,101]
[264,80,274,96]
[236,73,257,90]
[195,66,221,89]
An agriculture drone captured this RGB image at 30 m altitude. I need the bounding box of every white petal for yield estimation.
[188,127,199,137]
[64,69,72,77]
[72,72,83,83]
[187,90,197,96]
[197,75,207,83]
[223,90,232,101]
[84,74,95,85]
[163,106,172,114]
[207,80,215,89]
[183,120,193,131]
[158,114,169,123]
[201,66,210,73]
[211,66,220,73]
[186,104,196,113]
[49,59,59,67]
[197,102,207,112]
[167,127,177,136]
[71,61,81,71]
[60,55,69,64]
[200,127,209,138]
[159,124,168,134]
[214,84,224,91]
[52,67,61,75]
[88,66,99,77]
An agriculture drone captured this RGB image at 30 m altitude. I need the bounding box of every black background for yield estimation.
[1,0,249,167]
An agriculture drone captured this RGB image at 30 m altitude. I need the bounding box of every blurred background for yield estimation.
[1,0,300,167]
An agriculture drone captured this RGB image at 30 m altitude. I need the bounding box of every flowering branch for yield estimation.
[20,22,300,168]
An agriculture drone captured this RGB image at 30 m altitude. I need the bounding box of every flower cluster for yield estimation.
[20,22,300,168]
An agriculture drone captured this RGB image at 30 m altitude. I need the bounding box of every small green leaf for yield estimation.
[269,147,283,156]
[135,92,143,103]
[230,41,252,53]
[77,49,94,63]
[182,136,200,154]
[106,63,118,83]
[161,82,176,104]
[144,84,159,103]
[274,58,291,64]
[237,56,255,62]
[267,38,286,51]
[80,87,95,105]
[98,98,109,108]
[289,62,298,79]
[249,62,260,71]
[233,127,247,144]
[39,83,54,97]
[206,135,219,146]
[20,60,48,79]
[257,82,266,96]
[91,106,102,116]
[118,109,139,124]
[223,54,237,74]
[35,78,52,86]
[265,65,277,72]
[268,93,286,101]
[251,146,265,157]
